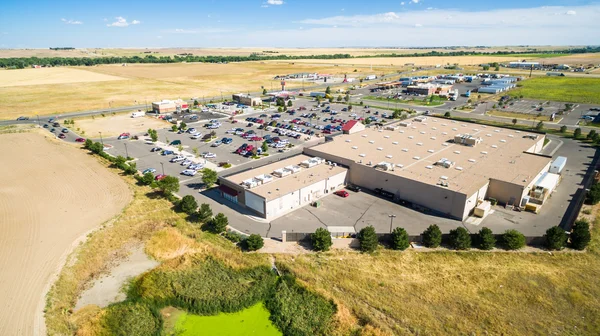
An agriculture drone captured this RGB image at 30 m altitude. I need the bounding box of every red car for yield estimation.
[335,190,350,198]
[75,137,86,142]
[251,136,263,142]
[155,174,167,181]
[58,133,66,139]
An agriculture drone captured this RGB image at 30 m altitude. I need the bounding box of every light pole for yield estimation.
[160,162,165,175]
[124,142,129,159]
[36,114,41,127]
[98,131,103,145]
[388,214,397,233]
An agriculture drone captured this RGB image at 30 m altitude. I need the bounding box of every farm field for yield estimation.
[0,62,388,120]
[0,67,125,87]
[487,110,553,122]
[273,55,531,66]
[0,130,131,336]
[75,114,171,138]
[167,303,281,336]
[510,77,600,105]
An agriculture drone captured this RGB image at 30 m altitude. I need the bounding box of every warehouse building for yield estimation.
[406,83,453,96]
[509,61,540,69]
[304,118,551,220]
[232,93,263,106]
[219,155,348,219]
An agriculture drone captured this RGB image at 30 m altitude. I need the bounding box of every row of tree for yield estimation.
[4,46,600,69]
[309,222,591,253]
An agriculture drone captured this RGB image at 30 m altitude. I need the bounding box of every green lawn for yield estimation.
[363,95,444,106]
[174,302,282,336]
[511,77,600,105]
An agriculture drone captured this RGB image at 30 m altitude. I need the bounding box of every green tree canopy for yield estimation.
[357,226,378,253]
[156,176,180,195]
[390,227,410,251]
[570,219,591,250]
[449,227,471,250]
[202,168,218,188]
[311,228,333,252]
[245,234,264,251]
[209,213,228,234]
[197,203,213,223]
[180,195,198,215]
[545,226,567,250]
[502,229,526,250]
[477,227,496,250]
[422,224,442,248]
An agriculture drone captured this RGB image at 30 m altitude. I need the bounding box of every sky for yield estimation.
[0,0,599,48]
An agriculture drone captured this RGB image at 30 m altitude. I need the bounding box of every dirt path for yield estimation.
[0,132,132,336]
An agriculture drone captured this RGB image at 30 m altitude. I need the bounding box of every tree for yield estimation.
[193,99,199,107]
[444,112,451,117]
[278,106,283,113]
[544,226,567,250]
[512,118,518,126]
[570,219,591,250]
[156,176,180,195]
[494,66,500,71]
[287,100,293,107]
[262,88,267,95]
[390,227,410,251]
[311,228,333,252]
[535,121,544,131]
[483,65,490,71]
[586,183,600,205]
[209,213,228,234]
[560,125,568,133]
[422,224,442,248]
[502,229,526,250]
[201,168,218,188]
[574,127,582,139]
[171,125,178,132]
[392,110,402,119]
[114,155,127,167]
[141,172,154,186]
[357,226,378,253]
[261,141,269,153]
[477,227,496,250]
[245,234,264,251]
[325,86,331,94]
[180,121,187,130]
[149,129,158,142]
[587,130,596,140]
[197,203,213,223]
[180,195,198,215]
[449,227,471,250]
[344,94,350,102]
[84,138,93,149]
[337,95,343,102]
[177,144,184,154]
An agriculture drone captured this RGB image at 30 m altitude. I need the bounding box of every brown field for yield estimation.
[0,67,125,87]
[0,130,132,336]
[277,55,531,66]
[536,53,600,65]
[75,114,171,138]
[0,62,390,120]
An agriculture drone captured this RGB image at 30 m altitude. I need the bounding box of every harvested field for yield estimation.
[534,53,600,65]
[0,131,131,336]
[273,55,530,66]
[75,114,171,138]
[0,67,124,87]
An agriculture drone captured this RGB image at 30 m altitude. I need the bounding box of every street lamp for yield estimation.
[98,131,103,145]
[160,162,165,175]
[388,214,397,233]
[124,142,129,159]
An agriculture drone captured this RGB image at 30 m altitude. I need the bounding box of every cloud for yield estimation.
[414,23,422,27]
[106,17,140,27]
[170,28,232,34]
[566,10,576,15]
[157,36,162,39]
[267,0,284,4]
[401,2,405,5]
[61,18,83,25]
[411,0,420,3]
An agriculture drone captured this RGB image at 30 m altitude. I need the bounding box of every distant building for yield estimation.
[341,120,365,135]
[232,94,262,106]
[508,61,540,69]
[151,99,188,114]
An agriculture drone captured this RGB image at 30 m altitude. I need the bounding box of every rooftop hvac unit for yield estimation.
[369,140,375,144]
[455,166,463,171]
[242,178,259,189]
[255,174,273,184]
[359,153,366,157]
[345,139,351,142]
[435,158,455,168]
[384,135,390,138]
[272,168,291,178]
[285,165,301,174]
[375,162,393,171]
[377,147,383,151]
[428,149,435,153]
[396,163,404,168]
[417,142,423,146]
[414,117,427,122]
[454,134,482,146]
[352,146,358,149]
[500,139,507,143]
[413,156,420,160]
[392,141,399,145]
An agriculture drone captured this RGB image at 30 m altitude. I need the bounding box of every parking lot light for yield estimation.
[160,162,165,175]
[124,142,129,159]
[389,214,397,233]
[99,131,103,145]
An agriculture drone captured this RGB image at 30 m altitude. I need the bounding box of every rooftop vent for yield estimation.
[384,135,390,138]
[452,121,457,123]
[399,130,405,133]
[431,137,437,140]
[454,150,461,154]
[345,139,351,142]
[352,146,358,149]
[452,128,458,131]
[386,155,393,159]
[468,159,476,163]
[491,145,498,148]
[432,127,437,130]
[486,134,492,137]
[402,148,409,152]
[369,140,375,144]
[440,176,448,180]
[392,141,399,145]
[482,126,487,128]
[481,151,488,154]
[442,123,448,126]
[508,134,514,138]
[442,132,448,135]
[455,166,463,171]
[396,164,404,168]
[413,156,420,160]
[408,136,414,139]
[442,143,449,147]
[420,131,426,134]
[377,147,383,151]
[495,130,500,133]
[516,131,521,133]
[426,165,433,169]
[362,134,368,137]
[359,154,366,157]
[500,139,507,143]
[473,129,479,131]
[428,149,435,153]
[417,142,423,146]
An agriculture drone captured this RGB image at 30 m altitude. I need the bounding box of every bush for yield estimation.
[545,226,567,250]
[140,172,154,186]
[197,203,213,223]
[156,176,180,195]
[223,231,243,243]
[171,125,178,132]
[311,228,333,252]
[180,195,198,215]
[266,275,336,336]
[390,227,410,250]
[502,229,526,250]
[586,183,600,205]
[574,127,582,139]
[244,234,264,251]
[102,302,161,336]
[357,226,378,253]
[444,111,451,117]
[422,224,442,248]
[477,227,496,250]
[208,213,228,234]
[570,219,591,250]
[448,227,471,250]
[560,125,567,133]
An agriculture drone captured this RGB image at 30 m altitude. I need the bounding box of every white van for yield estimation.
[131,111,145,118]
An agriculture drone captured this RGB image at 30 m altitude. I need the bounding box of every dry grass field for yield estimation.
[0,67,125,87]
[0,130,131,336]
[537,53,600,65]
[75,114,171,138]
[279,55,529,67]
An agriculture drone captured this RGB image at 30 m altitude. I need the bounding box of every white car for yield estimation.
[226,128,237,134]
[181,169,197,176]
[187,128,197,134]
[191,133,203,139]
[350,113,357,117]
[170,156,185,163]
[211,140,223,147]
[181,159,192,166]
[202,152,216,158]
[188,163,204,170]
[274,143,286,149]
[280,139,289,144]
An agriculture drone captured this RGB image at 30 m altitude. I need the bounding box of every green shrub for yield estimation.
[502,230,526,250]
[444,111,451,117]
[390,227,410,251]
[357,226,378,253]
[156,176,180,195]
[223,231,243,243]
[586,183,600,205]
[266,275,336,336]
[560,125,567,133]
[574,127,582,139]
[477,227,496,250]
[180,195,198,215]
[102,302,161,336]
[244,234,264,251]
[422,224,442,248]
[544,226,568,250]
[311,228,333,252]
[448,227,471,250]
[208,213,228,234]
[197,203,213,223]
[570,219,591,250]
[141,172,154,186]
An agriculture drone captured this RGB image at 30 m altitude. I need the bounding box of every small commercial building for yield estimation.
[407,83,452,96]
[151,99,188,114]
[219,155,348,220]
[232,94,262,106]
[509,61,541,69]
[342,120,365,134]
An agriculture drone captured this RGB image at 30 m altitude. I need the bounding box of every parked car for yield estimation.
[346,184,361,192]
[75,137,86,142]
[151,147,162,152]
[155,174,167,181]
[202,152,216,158]
[118,132,130,140]
[187,128,197,134]
[170,156,185,163]
[170,140,182,146]
[222,138,233,144]
[16,116,29,121]
[61,128,69,133]
[212,140,223,147]
[43,124,49,128]
[161,150,174,155]
[58,133,66,139]
[181,169,197,176]
[181,159,192,166]
[50,128,56,133]
[142,168,156,174]
[334,190,350,198]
